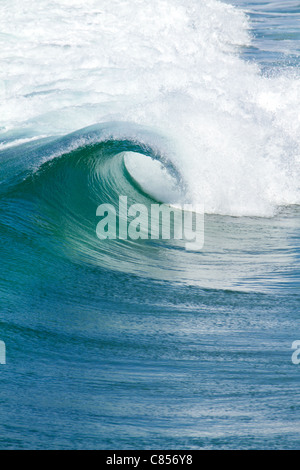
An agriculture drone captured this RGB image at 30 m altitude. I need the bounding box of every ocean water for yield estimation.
[0,0,299,450]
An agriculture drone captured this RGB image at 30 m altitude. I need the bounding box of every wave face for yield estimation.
[0,122,297,294]
[0,0,299,216]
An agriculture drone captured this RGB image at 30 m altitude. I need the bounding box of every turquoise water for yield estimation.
[0,0,299,450]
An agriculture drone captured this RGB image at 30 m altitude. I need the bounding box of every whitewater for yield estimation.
[0,0,299,216]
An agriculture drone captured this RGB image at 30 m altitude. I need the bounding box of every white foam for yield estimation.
[124,152,183,203]
[0,0,299,216]
[0,135,48,150]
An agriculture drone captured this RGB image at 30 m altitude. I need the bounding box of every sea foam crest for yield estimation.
[0,0,299,216]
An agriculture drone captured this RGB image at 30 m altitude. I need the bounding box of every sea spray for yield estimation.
[0,0,299,217]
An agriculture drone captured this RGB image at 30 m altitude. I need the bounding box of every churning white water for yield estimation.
[0,0,299,216]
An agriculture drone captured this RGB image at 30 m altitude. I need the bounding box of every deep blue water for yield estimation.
[0,0,299,450]
[227,0,300,67]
